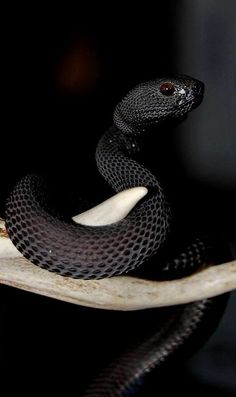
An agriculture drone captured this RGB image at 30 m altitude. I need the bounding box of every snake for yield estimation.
[5,76,230,396]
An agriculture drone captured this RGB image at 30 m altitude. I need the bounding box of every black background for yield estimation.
[1,1,235,395]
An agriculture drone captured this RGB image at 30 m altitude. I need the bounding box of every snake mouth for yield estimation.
[177,82,204,116]
[191,81,204,108]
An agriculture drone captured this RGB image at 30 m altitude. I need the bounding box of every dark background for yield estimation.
[1,1,235,395]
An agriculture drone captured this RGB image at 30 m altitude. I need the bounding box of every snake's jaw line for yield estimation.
[72,187,148,226]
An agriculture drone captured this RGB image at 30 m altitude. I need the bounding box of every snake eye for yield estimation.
[159,82,175,96]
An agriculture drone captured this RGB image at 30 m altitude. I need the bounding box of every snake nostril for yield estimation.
[159,82,175,96]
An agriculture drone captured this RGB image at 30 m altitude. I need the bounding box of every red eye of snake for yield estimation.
[160,82,175,96]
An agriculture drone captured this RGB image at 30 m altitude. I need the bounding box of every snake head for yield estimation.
[113,75,204,134]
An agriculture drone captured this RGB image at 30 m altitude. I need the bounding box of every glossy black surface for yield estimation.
[1,1,235,395]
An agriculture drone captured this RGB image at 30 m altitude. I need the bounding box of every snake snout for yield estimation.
[191,81,204,109]
[176,76,204,112]
[192,78,204,97]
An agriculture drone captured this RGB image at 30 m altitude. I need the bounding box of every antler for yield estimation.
[1,188,235,311]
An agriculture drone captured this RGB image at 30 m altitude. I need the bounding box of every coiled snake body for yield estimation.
[5,76,229,396]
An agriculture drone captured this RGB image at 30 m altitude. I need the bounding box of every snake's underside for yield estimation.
[5,76,231,396]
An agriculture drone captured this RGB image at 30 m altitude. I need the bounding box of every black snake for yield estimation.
[5,76,230,396]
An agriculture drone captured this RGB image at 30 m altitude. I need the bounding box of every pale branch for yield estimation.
[1,218,235,311]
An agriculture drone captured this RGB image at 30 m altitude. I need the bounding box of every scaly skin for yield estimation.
[5,76,230,396]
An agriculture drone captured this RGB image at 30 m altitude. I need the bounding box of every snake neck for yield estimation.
[96,126,163,192]
[95,125,171,257]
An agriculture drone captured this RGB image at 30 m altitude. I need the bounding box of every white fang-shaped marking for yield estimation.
[72,187,148,226]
